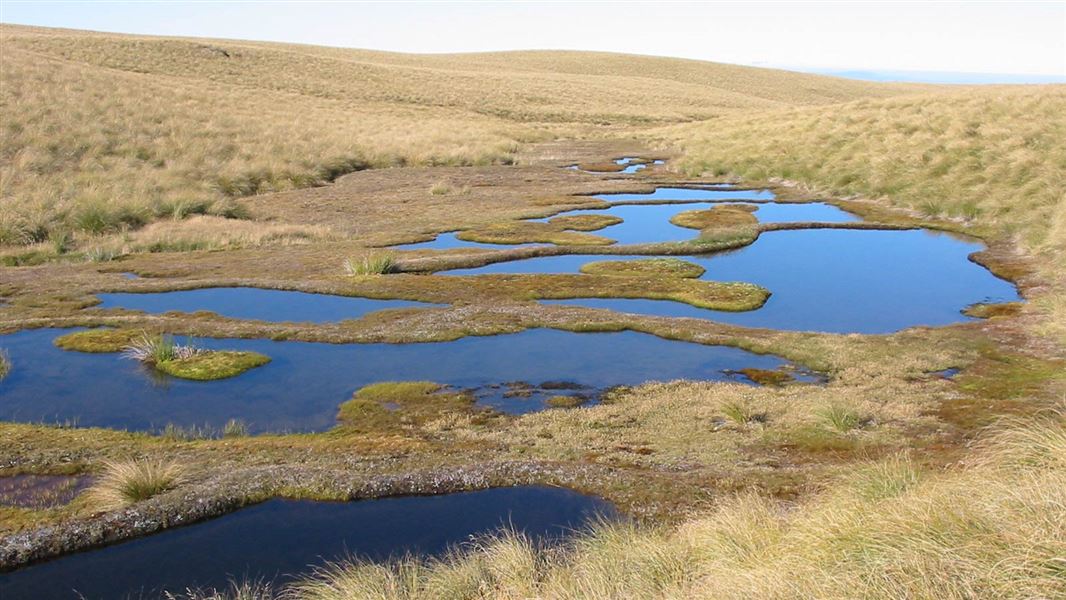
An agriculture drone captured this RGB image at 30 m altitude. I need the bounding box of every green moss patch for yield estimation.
[963,302,1024,319]
[54,328,143,353]
[579,258,706,279]
[547,214,622,231]
[457,221,615,246]
[155,351,270,381]
[337,381,475,432]
[545,395,588,408]
[736,368,795,386]
[670,205,759,230]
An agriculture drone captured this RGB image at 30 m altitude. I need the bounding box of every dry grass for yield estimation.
[264,414,1066,599]
[85,459,186,511]
[0,23,913,250]
[658,84,1066,342]
[663,86,1066,257]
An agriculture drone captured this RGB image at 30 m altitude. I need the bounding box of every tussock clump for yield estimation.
[86,459,186,511]
[122,333,203,365]
[344,253,396,276]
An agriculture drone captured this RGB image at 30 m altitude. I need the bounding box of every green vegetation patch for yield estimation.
[0,350,9,381]
[54,328,144,353]
[545,395,588,409]
[337,381,475,432]
[457,221,615,246]
[579,258,706,279]
[736,368,795,387]
[670,205,759,230]
[155,351,270,381]
[546,278,769,312]
[962,302,1024,319]
[547,214,622,231]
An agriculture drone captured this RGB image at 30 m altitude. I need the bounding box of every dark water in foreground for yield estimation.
[0,486,614,600]
[0,328,789,432]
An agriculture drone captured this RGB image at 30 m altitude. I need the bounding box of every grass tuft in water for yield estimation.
[0,349,9,380]
[120,333,269,380]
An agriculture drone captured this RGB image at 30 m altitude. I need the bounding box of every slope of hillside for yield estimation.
[661,86,1066,258]
[0,24,921,247]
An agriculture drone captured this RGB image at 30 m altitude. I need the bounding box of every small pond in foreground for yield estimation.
[0,328,793,433]
[0,486,614,600]
[96,287,441,323]
[446,229,1020,333]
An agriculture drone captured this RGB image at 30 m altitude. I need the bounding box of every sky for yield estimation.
[2,1,1064,83]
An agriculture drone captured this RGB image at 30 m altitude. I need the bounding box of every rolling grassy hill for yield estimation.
[0,24,919,246]
[2,24,1065,599]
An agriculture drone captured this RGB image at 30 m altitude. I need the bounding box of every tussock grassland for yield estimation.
[664,86,1066,257]
[658,85,1066,341]
[184,415,1066,600]
[0,24,912,249]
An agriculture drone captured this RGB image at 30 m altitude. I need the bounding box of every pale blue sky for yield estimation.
[2,1,1064,82]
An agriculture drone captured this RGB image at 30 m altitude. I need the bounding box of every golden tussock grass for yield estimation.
[268,414,1066,599]
[85,459,187,511]
[662,86,1066,257]
[0,23,910,248]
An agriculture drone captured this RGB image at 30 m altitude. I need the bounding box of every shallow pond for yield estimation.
[0,328,792,433]
[0,486,614,600]
[448,229,1020,333]
[95,287,440,323]
[528,201,856,245]
[592,186,775,202]
[397,201,850,250]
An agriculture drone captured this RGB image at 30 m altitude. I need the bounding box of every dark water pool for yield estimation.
[95,287,441,323]
[0,486,614,600]
[448,229,1020,333]
[0,328,788,432]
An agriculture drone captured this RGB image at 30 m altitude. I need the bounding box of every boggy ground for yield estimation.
[0,141,1062,573]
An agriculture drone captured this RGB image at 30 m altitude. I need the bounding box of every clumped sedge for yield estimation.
[0,349,10,380]
[344,253,395,276]
[122,333,203,364]
[816,403,864,432]
[86,459,186,511]
[720,400,765,425]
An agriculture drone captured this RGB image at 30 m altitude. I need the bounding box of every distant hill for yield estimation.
[0,23,926,245]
